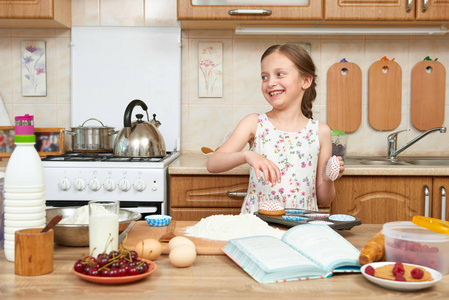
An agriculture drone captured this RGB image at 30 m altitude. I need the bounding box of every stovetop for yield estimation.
[42,151,175,163]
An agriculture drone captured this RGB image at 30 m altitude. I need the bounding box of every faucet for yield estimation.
[387,127,447,160]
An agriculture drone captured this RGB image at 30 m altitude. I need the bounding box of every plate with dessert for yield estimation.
[361,262,442,291]
[255,202,361,230]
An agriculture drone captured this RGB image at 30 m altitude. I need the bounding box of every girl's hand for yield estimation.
[324,156,345,182]
[244,151,281,186]
[335,156,345,180]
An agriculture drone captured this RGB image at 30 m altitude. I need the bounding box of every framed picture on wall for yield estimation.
[0,127,64,158]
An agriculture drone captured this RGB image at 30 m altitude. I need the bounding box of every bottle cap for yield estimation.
[15,114,34,121]
[412,216,449,235]
[14,135,36,143]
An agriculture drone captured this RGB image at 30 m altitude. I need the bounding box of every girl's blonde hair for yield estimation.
[261,43,317,119]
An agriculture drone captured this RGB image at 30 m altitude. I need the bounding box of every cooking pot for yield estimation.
[113,99,166,157]
[65,118,117,152]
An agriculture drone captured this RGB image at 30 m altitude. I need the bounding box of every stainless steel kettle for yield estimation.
[113,99,166,157]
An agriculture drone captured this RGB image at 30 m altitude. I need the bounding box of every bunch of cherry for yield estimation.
[73,249,150,277]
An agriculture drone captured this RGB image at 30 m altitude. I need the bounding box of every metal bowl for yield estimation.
[46,206,141,247]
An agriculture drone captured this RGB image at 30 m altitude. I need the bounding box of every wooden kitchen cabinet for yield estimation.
[169,174,248,220]
[332,176,448,224]
[177,0,322,29]
[431,177,449,221]
[325,0,449,22]
[0,0,71,28]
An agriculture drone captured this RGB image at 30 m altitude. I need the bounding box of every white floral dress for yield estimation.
[241,113,320,214]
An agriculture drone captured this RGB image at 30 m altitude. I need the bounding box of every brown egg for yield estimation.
[169,244,197,268]
[134,238,162,260]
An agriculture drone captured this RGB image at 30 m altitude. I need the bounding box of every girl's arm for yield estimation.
[315,122,345,207]
[207,113,281,185]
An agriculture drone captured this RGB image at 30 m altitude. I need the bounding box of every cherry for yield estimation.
[128,267,139,276]
[74,260,85,273]
[88,267,99,276]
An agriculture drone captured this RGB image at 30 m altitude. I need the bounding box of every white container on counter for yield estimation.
[382,221,449,275]
[89,200,119,257]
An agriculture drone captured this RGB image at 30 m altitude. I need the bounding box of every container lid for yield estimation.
[382,221,449,242]
[331,130,345,136]
[15,114,34,121]
[14,135,36,143]
[412,216,449,235]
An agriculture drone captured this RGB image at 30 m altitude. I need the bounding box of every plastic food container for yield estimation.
[382,221,449,275]
[331,130,347,161]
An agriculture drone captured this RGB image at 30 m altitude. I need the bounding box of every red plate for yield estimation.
[72,259,157,284]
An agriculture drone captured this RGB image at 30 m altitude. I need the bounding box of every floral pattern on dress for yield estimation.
[241,113,320,214]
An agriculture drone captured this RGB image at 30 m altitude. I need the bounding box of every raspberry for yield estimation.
[392,262,405,276]
[395,274,406,281]
[365,265,375,276]
[411,268,424,279]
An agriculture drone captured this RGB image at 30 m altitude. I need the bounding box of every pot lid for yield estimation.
[73,118,115,129]
[412,216,449,235]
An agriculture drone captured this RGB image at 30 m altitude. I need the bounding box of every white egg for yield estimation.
[168,236,196,252]
[169,244,197,268]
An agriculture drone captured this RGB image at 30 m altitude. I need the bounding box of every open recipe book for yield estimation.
[222,224,361,284]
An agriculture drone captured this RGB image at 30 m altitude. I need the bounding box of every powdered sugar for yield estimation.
[184,214,286,241]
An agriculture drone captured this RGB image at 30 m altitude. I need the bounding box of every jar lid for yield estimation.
[14,135,36,143]
[331,130,345,136]
[412,216,449,235]
[15,114,34,121]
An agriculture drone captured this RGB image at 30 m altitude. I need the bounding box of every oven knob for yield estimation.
[74,178,86,191]
[88,178,101,191]
[134,179,146,192]
[58,178,71,191]
[119,179,131,191]
[104,178,116,191]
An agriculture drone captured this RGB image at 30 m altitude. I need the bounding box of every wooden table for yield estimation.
[1,224,448,299]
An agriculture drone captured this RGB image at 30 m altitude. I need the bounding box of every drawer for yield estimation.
[170,175,248,208]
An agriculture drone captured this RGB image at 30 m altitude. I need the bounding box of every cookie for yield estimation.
[373,264,433,282]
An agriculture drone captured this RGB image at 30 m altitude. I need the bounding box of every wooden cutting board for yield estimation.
[123,221,228,255]
[368,60,402,131]
[327,62,362,132]
[411,60,446,131]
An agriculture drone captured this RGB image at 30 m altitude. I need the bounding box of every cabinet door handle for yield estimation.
[406,0,413,13]
[227,192,247,198]
[422,0,429,13]
[228,9,272,15]
[441,186,447,221]
[424,184,430,217]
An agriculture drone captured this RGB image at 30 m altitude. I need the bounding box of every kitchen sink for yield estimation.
[403,159,449,166]
[359,160,408,166]
[346,156,449,167]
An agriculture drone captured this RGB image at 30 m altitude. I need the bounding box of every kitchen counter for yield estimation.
[0,224,448,299]
[169,153,449,176]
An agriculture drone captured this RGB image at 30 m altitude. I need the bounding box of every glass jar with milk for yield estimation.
[89,200,119,257]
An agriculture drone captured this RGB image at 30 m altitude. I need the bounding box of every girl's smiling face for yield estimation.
[261,52,308,110]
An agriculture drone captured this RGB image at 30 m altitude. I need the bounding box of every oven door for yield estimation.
[46,200,164,219]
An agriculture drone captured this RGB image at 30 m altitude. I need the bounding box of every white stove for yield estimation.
[42,151,180,217]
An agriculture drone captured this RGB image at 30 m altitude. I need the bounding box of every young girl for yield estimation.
[207,43,344,214]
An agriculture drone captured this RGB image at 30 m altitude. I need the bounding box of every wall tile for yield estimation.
[55,38,71,104]
[145,0,178,27]
[100,0,144,26]
[0,38,12,104]
[72,0,100,26]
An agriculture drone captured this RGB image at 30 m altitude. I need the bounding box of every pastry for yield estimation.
[258,202,286,216]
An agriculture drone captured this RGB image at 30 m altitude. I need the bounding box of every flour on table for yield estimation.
[184,214,286,241]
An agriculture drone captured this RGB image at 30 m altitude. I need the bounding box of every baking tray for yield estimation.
[255,209,362,230]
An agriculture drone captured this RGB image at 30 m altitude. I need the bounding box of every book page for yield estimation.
[282,225,361,271]
[229,236,319,271]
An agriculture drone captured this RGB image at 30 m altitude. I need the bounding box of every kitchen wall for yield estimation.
[0,0,448,157]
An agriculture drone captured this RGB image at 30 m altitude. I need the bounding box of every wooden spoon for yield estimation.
[201,147,214,154]
[41,214,63,233]
[159,221,176,242]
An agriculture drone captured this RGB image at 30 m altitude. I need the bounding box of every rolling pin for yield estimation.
[359,231,385,265]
